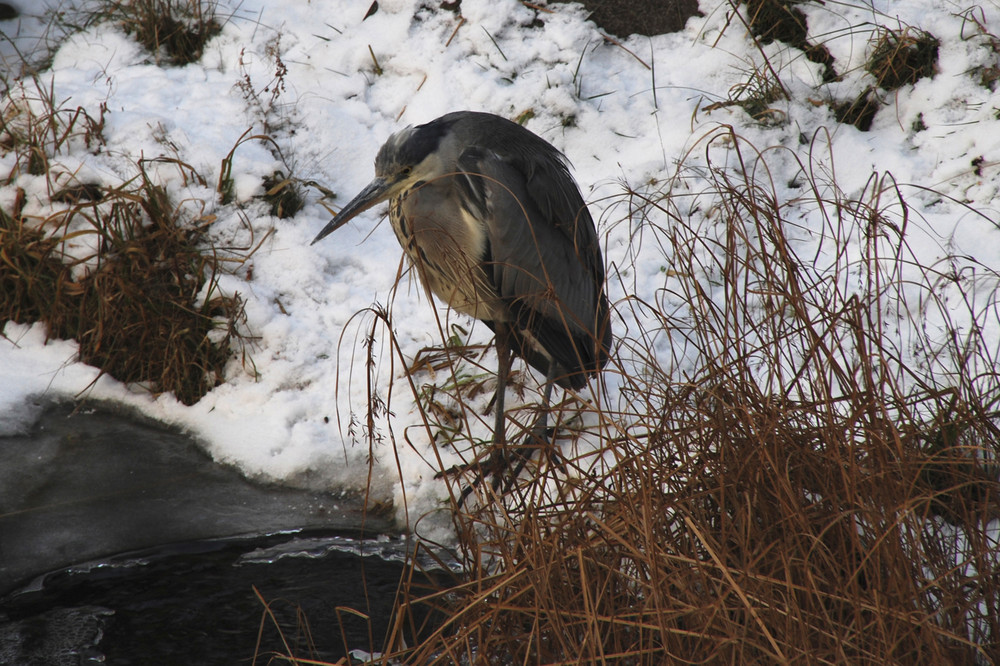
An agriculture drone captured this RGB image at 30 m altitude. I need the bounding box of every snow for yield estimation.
[2,0,999,537]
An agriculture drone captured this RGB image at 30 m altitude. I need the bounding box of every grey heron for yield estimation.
[312,111,611,494]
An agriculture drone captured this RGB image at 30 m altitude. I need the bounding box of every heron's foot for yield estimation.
[435,442,523,478]
[434,447,521,507]
[501,425,565,489]
[438,426,560,507]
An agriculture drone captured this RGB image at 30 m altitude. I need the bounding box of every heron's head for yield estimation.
[311,118,455,245]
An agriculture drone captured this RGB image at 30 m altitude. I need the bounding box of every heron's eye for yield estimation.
[400,166,412,177]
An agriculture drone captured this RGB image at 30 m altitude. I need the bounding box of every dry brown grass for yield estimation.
[333,126,1000,665]
[106,0,222,65]
[722,2,943,132]
[829,24,940,131]
[0,79,251,405]
[867,26,939,92]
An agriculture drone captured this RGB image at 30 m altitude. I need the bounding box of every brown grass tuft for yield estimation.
[867,26,939,92]
[108,0,221,65]
[1,80,251,405]
[0,188,80,335]
[1,163,248,405]
[70,166,244,404]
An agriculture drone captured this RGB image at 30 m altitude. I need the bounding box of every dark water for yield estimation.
[0,530,442,665]
[0,403,448,664]
[0,401,395,591]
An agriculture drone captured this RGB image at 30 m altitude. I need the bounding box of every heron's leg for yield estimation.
[450,344,561,504]
[534,369,555,436]
[485,324,514,475]
[494,362,561,494]
[448,326,513,506]
[492,324,512,448]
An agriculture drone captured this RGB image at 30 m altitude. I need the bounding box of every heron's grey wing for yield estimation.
[456,147,608,378]
[520,151,606,286]
[450,112,606,287]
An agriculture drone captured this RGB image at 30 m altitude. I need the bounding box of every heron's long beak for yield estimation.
[310,176,393,245]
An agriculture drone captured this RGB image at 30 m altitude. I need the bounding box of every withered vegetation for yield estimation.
[0,80,251,405]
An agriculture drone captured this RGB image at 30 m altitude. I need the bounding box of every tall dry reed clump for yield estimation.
[361,127,999,665]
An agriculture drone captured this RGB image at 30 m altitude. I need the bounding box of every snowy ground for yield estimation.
[2,0,999,539]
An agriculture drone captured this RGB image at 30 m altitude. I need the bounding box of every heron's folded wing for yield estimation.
[457,147,607,377]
